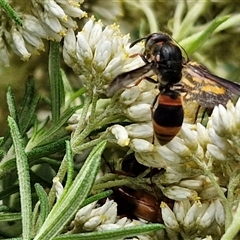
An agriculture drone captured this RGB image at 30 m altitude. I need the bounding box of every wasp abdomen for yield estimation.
[152,90,183,145]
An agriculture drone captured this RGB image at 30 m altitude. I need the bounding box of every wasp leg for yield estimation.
[145,76,158,84]
[151,94,159,145]
[129,53,151,65]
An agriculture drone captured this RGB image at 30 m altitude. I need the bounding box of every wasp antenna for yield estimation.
[159,26,170,35]
[177,41,189,61]
[169,34,189,61]
[130,36,148,48]
[157,26,190,61]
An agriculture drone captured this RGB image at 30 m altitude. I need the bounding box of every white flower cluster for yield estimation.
[110,81,240,238]
[110,79,158,149]
[53,179,163,239]
[68,198,157,238]
[63,16,144,91]
[207,100,240,162]
[161,198,224,239]
[0,0,86,65]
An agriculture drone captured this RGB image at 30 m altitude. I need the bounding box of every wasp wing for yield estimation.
[182,61,240,108]
[107,62,154,97]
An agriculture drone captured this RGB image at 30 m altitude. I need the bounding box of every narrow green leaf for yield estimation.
[34,140,107,240]
[0,212,21,222]
[6,86,18,122]
[18,78,39,135]
[8,116,32,240]
[54,224,164,240]
[0,137,68,179]
[180,15,229,54]
[2,86,19,153]
[65,87,86,107]
[26,106,76,150]
[81,190,113,208]
[172,0,210,40]
[49,41,64,123]
[0,0,22,26]
[2,79,39,154]
[64,141,74,192]
[34,183,50,227]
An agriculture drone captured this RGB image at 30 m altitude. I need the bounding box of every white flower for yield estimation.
[196,201,216,229]
[120,86,141,105]
[135,88,159,105]
[53,177,64,200]
[92,39,113,72]
[75,201,97,225]
[126,103,152,122]
[43,0,67,20]
[125,123,153,139]
[180,123,198,151]
[156,145,182,164]
[207,144,227,161]
[161,202,179,230]
[90,199,117,221]
[179,179,204,191]
[111,125,130,147]
[196,123,210,149]
[22,15,47,38]
[163,186,199,201]
[83,216,102,231]
[76,31,93,63]
[11,27,31,60]
[135,151,166,168]
[182,202,199,231]
[173,200,191,224]
[208,128,230,152]
[165,137,191,157]
[159,166,186,184]
[129,139,154,152]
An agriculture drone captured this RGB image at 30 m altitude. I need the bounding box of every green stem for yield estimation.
[139,0,158,33]
[49,41,63,123]
[172,0,210,40]
[0,0,22,26]
[192,155,231,227]
[71,101,123,151]
[48,155,68,208]
[221,200,240,240]
[72,93,92,138]
[172,1,185,34]
[93,179,130,191]
[72,131,109,154]
[225,170,240,229]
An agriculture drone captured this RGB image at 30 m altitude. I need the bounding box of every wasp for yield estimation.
[107,32,240,145]
[109,153,172,223]
[112,186,163,223]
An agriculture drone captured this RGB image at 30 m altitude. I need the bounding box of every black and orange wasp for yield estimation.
[107,32,240,145]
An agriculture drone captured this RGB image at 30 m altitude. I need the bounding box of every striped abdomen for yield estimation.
[152,90,184,145]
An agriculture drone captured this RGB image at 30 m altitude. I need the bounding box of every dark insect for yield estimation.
[107,32,240,144]
[112,186,163,223]
[111,153,172,223]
